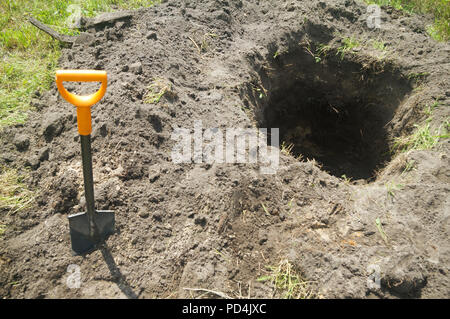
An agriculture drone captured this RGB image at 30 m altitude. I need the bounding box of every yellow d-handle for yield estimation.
[55,70,107,136]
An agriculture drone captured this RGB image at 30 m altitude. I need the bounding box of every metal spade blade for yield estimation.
[69,210,115,255]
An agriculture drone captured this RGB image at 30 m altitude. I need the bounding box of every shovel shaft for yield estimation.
[80,134,97,239]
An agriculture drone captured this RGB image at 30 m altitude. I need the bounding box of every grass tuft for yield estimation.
[365,0,450,41]
[337,36,361,60]
[392,101,449,153]
[386,180,404,199]
[257,259,315,299]
[144,78,175,104]
[393,122,446,152]
[393,123,437,151]
[371,39,387,51]
[0,167,35,214]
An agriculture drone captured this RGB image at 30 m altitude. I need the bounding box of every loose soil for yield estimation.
[1,0,449,299]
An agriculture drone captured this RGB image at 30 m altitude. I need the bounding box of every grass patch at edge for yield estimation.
[0,167,35,215]
[365,0,450,41]
[0,0,161,129]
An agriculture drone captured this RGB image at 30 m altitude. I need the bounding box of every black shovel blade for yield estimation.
[68,210,115,255]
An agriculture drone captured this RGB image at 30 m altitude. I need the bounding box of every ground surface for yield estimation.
[0,0,449,298]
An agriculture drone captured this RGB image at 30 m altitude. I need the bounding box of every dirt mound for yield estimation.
[1,0,449,298]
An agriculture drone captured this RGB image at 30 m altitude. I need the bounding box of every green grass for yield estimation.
[424,100,440,117]
[144,78,174,104]
[303,40,327,63]
[255,87,266,99]
[371,39,387,51]
[385,180,404,199]
[337,36,362,60]
[0,49,59,127]
[341,174,353,184]
[369,38,390,60]
[0,223,6,236]
[375,217,389,244]
[0,167,35,214]
[393,122,443,152]
[257,259,315,299]
[407,72,430,81]
[0,0,160,128]
[365,0,450,41]
[393,101,449,153]
[401,159,416,174]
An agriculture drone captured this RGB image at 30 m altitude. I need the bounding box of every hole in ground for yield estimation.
[244,42,412,181]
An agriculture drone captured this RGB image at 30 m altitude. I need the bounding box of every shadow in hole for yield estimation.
[100,244,139,299]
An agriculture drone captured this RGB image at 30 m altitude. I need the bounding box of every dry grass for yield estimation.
[144,78,176,104]
[0,167,35,215]
[257,259,316,299]
[366,0,450,41]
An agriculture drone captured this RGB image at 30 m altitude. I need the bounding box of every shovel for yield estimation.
[56,70,115,255]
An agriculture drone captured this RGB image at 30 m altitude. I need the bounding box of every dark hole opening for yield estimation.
[248,46,411,181]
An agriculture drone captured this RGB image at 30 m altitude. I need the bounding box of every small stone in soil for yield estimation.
[139,211,149,218]
[146,32,157,40]
[129,62,143,74]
